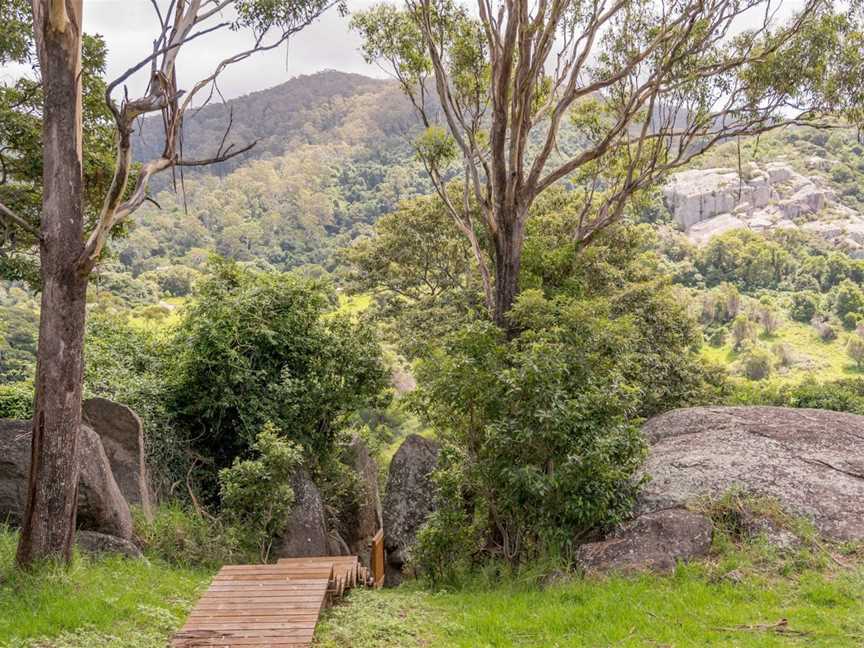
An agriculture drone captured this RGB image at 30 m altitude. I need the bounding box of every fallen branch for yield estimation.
[714,618,809,637]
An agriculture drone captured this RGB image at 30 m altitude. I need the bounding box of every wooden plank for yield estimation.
[277,556,358,590]
[172,556,360,648]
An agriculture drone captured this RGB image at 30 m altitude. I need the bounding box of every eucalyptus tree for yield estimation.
[5,0,340,567]
[353,0,861,329]
[0,0,114,285]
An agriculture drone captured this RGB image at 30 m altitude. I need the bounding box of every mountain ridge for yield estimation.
[123,69,431,274]
[134,69,412,176]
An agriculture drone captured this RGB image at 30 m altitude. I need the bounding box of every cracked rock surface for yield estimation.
[663,163,864,252]
[639,406,864,541]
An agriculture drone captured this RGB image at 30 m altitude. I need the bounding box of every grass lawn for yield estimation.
[0,528,212,648]
[316,544,864,648]
[3,524,863,647]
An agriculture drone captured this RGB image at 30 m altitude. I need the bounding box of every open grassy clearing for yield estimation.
[701,319,864,386]
[315,567,864,647]
[2,523,863,647]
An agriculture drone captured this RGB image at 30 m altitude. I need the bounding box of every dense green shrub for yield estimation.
[168,258,390,496]
[728,378,864,415]
[831,279,864,323]
[790,291,819,323]
[0,380,32,419]
[410,445,481,587]
[219,424,301,561]
[843,311,863,331]
[740,346,773,381]
[756,298,781,336]
[140,265,202,297]
[84,310,181,496]
[697,230,793,290]
[705,283,742,324]
[731,314,756,350]
[847,334,864,369]
[411,298,648,566]
[91,270,160,307]
[706,326,728,347]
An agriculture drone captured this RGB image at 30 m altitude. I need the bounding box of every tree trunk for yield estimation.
[17,0,87,567]
[492,216,525,332]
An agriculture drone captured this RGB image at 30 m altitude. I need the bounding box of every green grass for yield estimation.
[0,528,212,647]
[4,522,864,648]
[315,561,864,647]
[701,319,864,387]
[316,524,864,648]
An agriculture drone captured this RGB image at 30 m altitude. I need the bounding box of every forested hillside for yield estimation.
[122,71,433,274]
[4,71,864,391]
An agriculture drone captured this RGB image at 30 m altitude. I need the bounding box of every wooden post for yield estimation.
[371,529,385,588]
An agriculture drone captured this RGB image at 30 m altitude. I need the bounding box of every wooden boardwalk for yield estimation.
[171,540,384,648]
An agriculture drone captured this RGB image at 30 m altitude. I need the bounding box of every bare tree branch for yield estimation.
[0,201,40,240]
[77,0,340,273]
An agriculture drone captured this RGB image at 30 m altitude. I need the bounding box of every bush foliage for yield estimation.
[168,258,390,495]
[219,424,302,561]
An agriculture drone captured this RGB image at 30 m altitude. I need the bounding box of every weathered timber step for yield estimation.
[171,556,362,648]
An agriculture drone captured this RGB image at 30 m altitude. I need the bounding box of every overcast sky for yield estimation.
[2,0,807,102]
[81,0,385,100]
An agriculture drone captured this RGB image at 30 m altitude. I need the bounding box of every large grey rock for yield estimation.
[77,423,135,539]
[83,397,153,516]
[640,406,864,541]
[274,469,330,558]
[0,419,134,539]
[686,213,747,246]
[577,509,713,573]
[663,162,864,247]
[341,436,383,567]
[383,434,439,585]
[663,168,741,229]
[76,530,142,559]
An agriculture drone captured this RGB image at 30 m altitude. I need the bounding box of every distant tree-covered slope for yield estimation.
[122,70,432,273]
[119,71,864,278]
[134,71,419,176]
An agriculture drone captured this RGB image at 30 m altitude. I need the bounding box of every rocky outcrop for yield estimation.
[577,509,713,573]
[0,419,134,539]
[663,168,745,229]
[274,469,330,558]
[83,398,153,517]
[341,436,383,567]
[77,423,136,539]
[686,213,748,246]
[76,530,142,559]
[382,434,440,586]
[640,406,864,541]
[663,162,863,248]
